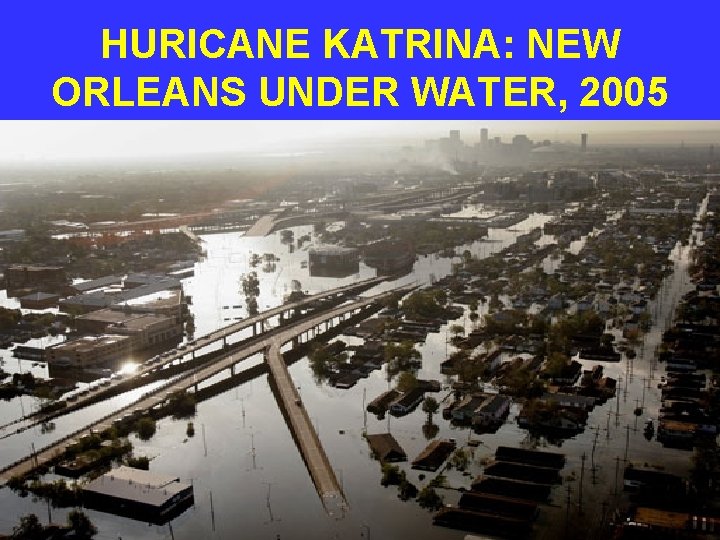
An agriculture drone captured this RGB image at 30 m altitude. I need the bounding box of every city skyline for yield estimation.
[0,120,719,165]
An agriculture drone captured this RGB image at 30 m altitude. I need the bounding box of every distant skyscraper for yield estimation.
[449,130,460,141]
[581,133,588,152]
[480,128,489,148]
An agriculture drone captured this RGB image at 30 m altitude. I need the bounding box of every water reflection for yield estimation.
[0,207,700,539]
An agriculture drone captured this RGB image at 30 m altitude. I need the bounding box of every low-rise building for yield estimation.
[19,292,60,310]
[412,439,457,471]
[388,387,425,416]
[365,433,407,462]
[46,334,131,369]
[109,313,182,349]
[308,246,359,277]
[5,264,67,293]
[473,394,512,427]
[82,466,194,523]
[60,279,184,314]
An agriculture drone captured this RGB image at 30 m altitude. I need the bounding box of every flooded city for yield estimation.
[0,124,719,540]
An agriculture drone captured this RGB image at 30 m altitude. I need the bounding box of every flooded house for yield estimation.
[365,433,407,462]
[308,245,359,277]
[82,466,194,523]
[411,439,456,471]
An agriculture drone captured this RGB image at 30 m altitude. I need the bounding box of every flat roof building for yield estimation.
[309,246,359,277]
[46,334,131,369]
[5,264,67,293]
[60,280,184,314]
[83,466,194,523]
[19,291,60,310]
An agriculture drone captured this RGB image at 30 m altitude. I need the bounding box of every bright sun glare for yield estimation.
[117,362,139,376]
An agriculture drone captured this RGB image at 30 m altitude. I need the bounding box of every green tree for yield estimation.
[12,514,43,540]
[398,477,419,501]
[397,371,418,393]
[450,324,465,336]
[381,464,403,486]
[422,396,439,423]
[67,510,97,539]
[417,486,444,510]
[135,416,156,441]
[422,422,439,440]
[544,352,570,378]
[450,448,469,471]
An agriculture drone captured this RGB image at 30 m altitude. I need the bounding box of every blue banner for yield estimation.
[0,0,716,119]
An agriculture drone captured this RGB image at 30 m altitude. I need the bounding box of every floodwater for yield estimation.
[0,205,703,539]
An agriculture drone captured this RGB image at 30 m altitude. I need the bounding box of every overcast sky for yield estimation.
[0,121,718,164]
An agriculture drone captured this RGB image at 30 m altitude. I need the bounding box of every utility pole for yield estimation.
[624,425,630,463]
[591,428,599,484]
[210,490,216,532]
[564,485,572,540]
[614,456,621,497]
[202,424,207,457]
[606,409,612,440]
[624,361,629,400]
[265,482,275,522]
[579,453,586,515]
[251,431,257,470]
[363,388,367,432]
[615,378,621,427]
[641,379,646,408]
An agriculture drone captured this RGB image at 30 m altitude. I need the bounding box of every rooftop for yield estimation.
[83,466,191,509]
[309,245,358,256]
[50,334,130,353]
[19,292,59,301]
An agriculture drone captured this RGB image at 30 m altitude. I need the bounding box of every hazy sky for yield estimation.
[0,121,718,164]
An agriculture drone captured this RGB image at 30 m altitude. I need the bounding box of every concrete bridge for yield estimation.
[0,285,410,516]
[0,277,386,440]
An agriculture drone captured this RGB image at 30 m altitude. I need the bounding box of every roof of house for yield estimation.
[72,275,124,292]
[366,433,406,461]
[480,394,511,415]
[412,439,456,470]
[83,466,192,509]
[19,292,59,301]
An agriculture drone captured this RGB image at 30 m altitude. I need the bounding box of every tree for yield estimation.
[422,397,439,423]
[67,510,97,538]
[449,324,465,336]
[417,486,444,510]
[126,455,150,470]
[12,514,43,540]
[398,477,419,501]
[397,370,418,393]
[401,291,447,319]
[422,422,439,440]
[168,391,196,419]
[135,416,156,440]
[544,352,570,378]
[384,341,421,373]
[381,464,403,486]
[450,448,469,471]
